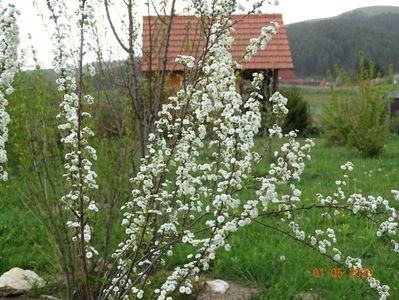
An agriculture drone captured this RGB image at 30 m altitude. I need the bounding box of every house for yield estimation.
[141,14,294,96]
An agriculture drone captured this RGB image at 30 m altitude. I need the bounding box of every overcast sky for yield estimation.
[272,0,399,23]
[10,0,399,68]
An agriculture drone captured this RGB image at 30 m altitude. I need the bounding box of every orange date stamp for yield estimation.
[312,267,373,279]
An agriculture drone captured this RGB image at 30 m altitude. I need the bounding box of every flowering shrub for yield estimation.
[47,0,99,297]
[0,3,19,181]
[3,0,398,299]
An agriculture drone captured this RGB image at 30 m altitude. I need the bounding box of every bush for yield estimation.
[347,87,390,157]
[323,56,392,157]
[279,87,311,135]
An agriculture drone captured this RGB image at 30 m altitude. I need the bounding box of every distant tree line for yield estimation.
[286,12,399,77]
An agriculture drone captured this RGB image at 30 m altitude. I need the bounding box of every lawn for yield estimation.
[298,86,331,127]
[1,135,398,299]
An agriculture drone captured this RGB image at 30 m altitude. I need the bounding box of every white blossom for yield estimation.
[48,0,99,258]
[0,3,19,181]
[244,21,279,60]
[176,55,195,69]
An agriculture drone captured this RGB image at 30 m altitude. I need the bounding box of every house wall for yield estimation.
[279,69,294,81]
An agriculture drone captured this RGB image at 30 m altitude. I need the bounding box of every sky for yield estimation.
[269,0,399,24]
[9,0,399,68]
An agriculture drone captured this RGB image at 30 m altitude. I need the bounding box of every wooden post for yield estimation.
[266,70,271,99]
[239,77,244,94]
[272,69,279,94]
[236,71,244,94]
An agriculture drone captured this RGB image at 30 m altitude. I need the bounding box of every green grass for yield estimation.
[297,87,330,127]
[0,183,51,273]
[1,136,399,299]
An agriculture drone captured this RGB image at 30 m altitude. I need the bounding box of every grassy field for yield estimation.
[296,86,330,127]
[1,134,399,299]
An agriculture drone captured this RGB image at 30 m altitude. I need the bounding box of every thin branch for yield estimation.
[104,0,129,53]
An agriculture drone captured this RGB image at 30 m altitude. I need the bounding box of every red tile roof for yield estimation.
[142,14,294,72]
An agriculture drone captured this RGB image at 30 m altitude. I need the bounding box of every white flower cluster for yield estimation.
[391,239,399,254]
[391,189,399,201]
[48,0,98,257]
[345,256,363,269]
[316,162,353,214]
[283,188,391,300]
[344,186,398,254]
[345,256,390,300]
[0,3,19,181]
[368,277,390,300]
[309,228,338,257]
[256,92,314,215]
[284,196,391,300]
[175,55,195,69]
[289,221,305,240]
[319,161,399,253]
[244,21,279,61]
[313,161,397,297]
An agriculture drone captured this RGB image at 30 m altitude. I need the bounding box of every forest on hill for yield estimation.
[286,6,399,78]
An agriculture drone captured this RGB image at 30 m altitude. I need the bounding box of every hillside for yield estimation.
[286,6,399,77]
